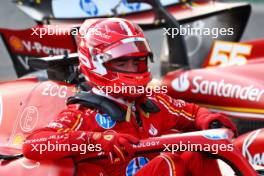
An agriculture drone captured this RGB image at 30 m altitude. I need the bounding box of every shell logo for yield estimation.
[9,36,24,51]
[12,133,25,145]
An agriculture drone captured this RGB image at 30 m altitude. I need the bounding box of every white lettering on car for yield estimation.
[22,40,71,55]
[172,73,264,102]
[19,106,39,132]
[41,83,68,98]
[242,129,264,165]
[191,76,264,102]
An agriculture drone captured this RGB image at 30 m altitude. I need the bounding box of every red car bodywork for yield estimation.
[0,77,76,147]
[161,59,264,121]
[234,128,264,167]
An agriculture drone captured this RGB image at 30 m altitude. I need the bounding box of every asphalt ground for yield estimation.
[0,0,263,81]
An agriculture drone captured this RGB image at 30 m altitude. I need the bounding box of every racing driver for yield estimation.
[23,18,237,176]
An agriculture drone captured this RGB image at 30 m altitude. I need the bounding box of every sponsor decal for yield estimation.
[133,140,160,148]
[208,41,252,67]
[104,134,114,141]
[80,0,98,16]
[164,95,186,108]
[47,122,64,129]
[148,124,158,136]
[171,72,190,92]
[173,99,186,108]
[22,40,71,55]
[76,132,87,142]
[58,116,71,123]
[16,55,31,70]
[0,93,3,125]
[9,36,24,51]
[53,0,178,18]
[171,72,264,102]
[19,106,39,132]
[12,133,25,145]
[48,134,69,140]
[242,129,264,165]
[122,0,141,11]
[41,83,68,98]
[126,157,149,176]
[92,132,102,140]
[95,113,116,129]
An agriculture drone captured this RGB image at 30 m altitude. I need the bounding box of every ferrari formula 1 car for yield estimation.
[1,0,263,132]
[0,0,264,175]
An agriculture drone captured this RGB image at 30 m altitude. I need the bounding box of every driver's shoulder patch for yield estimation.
[95,113,116,129]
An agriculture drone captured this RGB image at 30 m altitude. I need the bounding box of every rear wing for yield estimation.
[0,25,77,77]
[14,0,185,22]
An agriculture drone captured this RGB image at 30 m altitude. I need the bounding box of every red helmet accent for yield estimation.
[77,18,153,98]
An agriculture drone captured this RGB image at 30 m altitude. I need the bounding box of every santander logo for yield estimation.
[171,72,190,92]
[171,72,264,102]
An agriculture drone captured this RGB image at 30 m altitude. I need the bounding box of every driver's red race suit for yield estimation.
[23,91,236,176]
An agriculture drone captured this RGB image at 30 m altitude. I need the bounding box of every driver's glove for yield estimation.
[89,131,139,163]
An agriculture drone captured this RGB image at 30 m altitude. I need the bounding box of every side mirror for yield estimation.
[28,53,80,83]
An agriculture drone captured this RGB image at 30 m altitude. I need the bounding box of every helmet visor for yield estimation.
[96,37,153,63]
[104,56,149,73]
